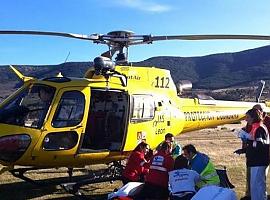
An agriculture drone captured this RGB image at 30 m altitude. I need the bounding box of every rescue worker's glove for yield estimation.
[233,148,245,155]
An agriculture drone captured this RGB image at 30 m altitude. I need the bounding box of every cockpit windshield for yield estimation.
[0,84,55,129]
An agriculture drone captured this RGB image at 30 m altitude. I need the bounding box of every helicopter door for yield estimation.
[80,89,128,152]
[31,87,89,160]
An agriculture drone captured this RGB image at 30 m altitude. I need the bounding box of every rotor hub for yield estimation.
[107,30,134,38]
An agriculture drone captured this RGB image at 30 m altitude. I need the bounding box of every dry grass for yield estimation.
[0,122,269,199]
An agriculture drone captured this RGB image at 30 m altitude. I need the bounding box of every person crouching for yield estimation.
[169,155,200,200]
[140,142,174,200]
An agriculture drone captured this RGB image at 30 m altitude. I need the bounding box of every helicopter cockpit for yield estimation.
[0,84,55,128]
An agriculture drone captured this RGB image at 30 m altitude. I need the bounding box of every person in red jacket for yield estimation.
[234,104,270,200]
[140,142,174,199]
[245,108,269,200]
[122,142,151,185]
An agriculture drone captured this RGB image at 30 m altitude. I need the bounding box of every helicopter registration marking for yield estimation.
[154,76,170,88]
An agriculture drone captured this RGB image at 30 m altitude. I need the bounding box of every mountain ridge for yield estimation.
[1,45,270,91]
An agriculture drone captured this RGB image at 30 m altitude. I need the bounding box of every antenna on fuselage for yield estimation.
[64,51,70,63]
[256,80,265,102]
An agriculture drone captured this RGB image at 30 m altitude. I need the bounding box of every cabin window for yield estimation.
[131,95,155,121]
[52,91,85,128]
[43,131,78,150]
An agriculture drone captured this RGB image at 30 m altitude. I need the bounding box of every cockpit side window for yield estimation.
[52,91,85,128]
[0,84,55,129]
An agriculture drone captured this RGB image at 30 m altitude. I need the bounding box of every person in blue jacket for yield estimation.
[182,144,220,188]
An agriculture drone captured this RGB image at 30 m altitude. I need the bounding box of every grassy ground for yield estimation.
[0,122,269,199]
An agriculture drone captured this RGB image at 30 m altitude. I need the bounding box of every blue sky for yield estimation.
[0,0,270,65]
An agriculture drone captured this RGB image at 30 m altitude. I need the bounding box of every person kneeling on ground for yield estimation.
[122,142,152,185]
[139,142,174,199]
[169,155,200,200]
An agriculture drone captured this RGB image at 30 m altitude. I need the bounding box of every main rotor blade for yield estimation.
[150,34,270,41]
[0,30,98,41]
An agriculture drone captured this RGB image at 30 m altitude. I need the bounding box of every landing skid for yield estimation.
[9,161,124,198]
[9,167,47,185]
[9,167,86,187]
[8,161,124,196]
[61,161,124,196]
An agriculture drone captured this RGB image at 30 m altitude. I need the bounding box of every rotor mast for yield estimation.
[101,31,134,64]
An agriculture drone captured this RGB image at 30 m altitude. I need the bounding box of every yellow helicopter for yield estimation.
[0,30,270,188]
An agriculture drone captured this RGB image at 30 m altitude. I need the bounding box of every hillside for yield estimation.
[136,45,270,89]
[1,45,270,100]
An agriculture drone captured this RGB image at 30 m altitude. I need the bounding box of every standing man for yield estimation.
[245,108,269,200]
[182,144,220,189]
[234,104,270,200]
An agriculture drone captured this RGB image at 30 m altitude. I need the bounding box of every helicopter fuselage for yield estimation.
[0,65,267,169]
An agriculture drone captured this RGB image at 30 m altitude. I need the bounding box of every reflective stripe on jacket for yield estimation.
[246,122,270,167]
[196,161,220,188]
[189,152,220,188]
[145,151,174,188]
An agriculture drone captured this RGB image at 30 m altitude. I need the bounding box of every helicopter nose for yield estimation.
[0,134,31,163]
